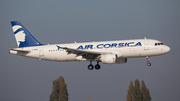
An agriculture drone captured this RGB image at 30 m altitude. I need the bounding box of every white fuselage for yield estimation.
[9,39,170,62]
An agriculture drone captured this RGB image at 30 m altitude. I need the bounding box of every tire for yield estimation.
[88,64,94,70]
[95,64,101,70]
[147,63,151,66]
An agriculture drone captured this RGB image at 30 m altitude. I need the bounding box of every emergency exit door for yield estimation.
[39,47,44,58]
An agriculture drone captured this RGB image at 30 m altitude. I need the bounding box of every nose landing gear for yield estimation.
[146,56,151,66]
[147,63,151,66]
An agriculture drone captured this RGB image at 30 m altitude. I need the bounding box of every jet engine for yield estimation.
[100,54,127,64]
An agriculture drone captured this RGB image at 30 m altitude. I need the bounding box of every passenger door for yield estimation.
[144,41,149,50]
[39,47,44,58]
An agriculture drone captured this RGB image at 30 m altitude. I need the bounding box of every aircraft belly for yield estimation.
[57,53,76,61]
[27,52,39,59]
[45,51,76,61]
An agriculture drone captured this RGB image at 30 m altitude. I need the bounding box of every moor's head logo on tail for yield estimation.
[12,25,26,47]
[11,21,43,48]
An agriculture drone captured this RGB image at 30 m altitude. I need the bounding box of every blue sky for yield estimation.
[0,0,180,101]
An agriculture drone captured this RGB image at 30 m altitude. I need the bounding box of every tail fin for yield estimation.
[11,21,43,48]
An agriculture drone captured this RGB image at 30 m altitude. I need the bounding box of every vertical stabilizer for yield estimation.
[11,21,43,48]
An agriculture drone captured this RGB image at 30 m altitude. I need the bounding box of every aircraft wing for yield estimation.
[61,47,108,59]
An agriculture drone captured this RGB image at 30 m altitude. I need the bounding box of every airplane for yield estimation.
[9,21,170,70]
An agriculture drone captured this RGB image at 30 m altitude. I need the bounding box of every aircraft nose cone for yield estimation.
[165,46,170,53]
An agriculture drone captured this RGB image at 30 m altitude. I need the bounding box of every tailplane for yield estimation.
[11,21,43,48]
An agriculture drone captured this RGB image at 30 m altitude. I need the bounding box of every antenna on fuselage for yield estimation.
[144,37,146,39]
[74,41,77,43]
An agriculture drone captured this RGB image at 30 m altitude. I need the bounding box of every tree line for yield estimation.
[126,79,151,101]
[49,76,68,101]
[49,77,151,101]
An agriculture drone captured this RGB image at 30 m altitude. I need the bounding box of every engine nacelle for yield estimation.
[100,54,127,64]
[101,54,116,64]
[111,51,123,58]
[116,58,127,64]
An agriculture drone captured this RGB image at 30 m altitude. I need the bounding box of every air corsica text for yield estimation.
[77,42,142,49]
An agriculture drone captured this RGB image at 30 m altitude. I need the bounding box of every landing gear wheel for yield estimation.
[88,64,94,70]
[147,63,151,66]
[95,64,101,70]
[146,56,151,67]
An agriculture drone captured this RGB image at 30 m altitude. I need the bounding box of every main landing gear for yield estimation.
[88,61,101,70]
[146,56,151,66]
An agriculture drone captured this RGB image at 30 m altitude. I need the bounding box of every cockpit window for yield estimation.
[155,43,164,46]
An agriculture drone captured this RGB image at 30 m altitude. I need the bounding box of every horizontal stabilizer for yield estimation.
[9,49,30,53]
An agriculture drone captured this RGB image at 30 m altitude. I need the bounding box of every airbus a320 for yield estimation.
[9,21,170,70]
